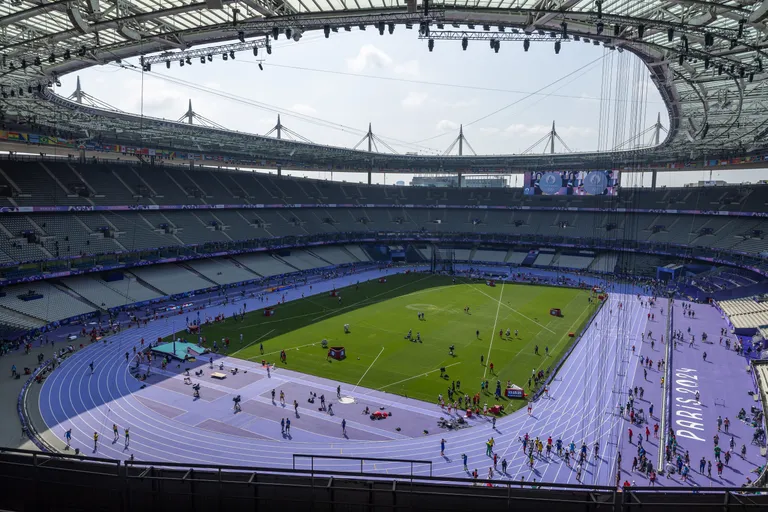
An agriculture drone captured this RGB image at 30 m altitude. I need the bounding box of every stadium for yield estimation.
[0,0,768,510]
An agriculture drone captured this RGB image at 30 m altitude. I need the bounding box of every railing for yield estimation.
[658,297,675,474]
[749,360,768,487]
[292,454,433,479]
[1,447,767,511]
[17,359,55,453]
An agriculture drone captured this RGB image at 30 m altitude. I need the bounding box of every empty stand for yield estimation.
[235,253,298,277]
[185,258,257,285]
[130,265,214,295]
[0,281,95,322]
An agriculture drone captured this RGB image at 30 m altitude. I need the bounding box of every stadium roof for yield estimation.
[1,1,767,170]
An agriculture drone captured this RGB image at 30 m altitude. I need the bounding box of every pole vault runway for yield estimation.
[37,276,650,486]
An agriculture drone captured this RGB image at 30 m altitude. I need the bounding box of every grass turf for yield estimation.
[178,273,597,410]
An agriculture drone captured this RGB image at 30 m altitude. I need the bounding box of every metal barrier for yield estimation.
[292,453,433,478]
[658,297,674,474]
[2,447,768,511]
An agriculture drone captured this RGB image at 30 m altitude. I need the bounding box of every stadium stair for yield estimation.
[341,245,361,262]
[40,163,87,202]
[73,215,128,252]
[127,271,168,298]
[208,171,239,200]
[222,174,252,200]
[0,305,44,329]
[53,281,106,312]
[110,168,141,198]
[164,170,197,200]
[177,263,220,287]
[180,171,210,200]
[0,167,22,197]
[23,217,53,258]
[66,164,98,197]
[307,249,333,266]
[130,168,159,198]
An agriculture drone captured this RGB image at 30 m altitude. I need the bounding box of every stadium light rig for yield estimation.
[523,38,530,52]
[428,38,434,51]
[554,40,561,54]
[462,37,468,50]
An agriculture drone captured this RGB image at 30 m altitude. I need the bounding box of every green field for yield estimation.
[178,273,596,410]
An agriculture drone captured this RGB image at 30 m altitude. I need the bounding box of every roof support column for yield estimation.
[457,172,462,188]
[368,171,372,185]
[277,166,282,177]
[651,170,658,190]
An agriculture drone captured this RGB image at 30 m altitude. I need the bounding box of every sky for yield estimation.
[55,28,767,187]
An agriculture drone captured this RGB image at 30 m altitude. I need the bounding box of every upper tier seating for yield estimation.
[0,161,763,216]
[0,209,764,263]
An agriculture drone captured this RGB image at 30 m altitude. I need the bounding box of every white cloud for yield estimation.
[346,45,420,77]
[436,119,460,132]
[393,59,420,77]
[402,92,428,109]
[346,44,394,72]
[120,78,186,116]
[291,103,317,116]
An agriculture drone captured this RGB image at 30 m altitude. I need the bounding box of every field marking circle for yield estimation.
[405,304,439,312]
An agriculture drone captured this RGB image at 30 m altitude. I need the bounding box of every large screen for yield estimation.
[523,170,619,196]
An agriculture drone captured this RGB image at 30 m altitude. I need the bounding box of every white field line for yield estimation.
[472,284,557,335]
[352,346,385,392]
[231,329,276,356]
[374,362,463,392]
[483,282,505,379]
